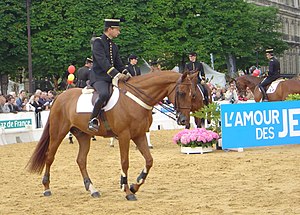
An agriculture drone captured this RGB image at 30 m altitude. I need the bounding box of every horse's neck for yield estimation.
[247,76,261,92]
[129,73,177,106]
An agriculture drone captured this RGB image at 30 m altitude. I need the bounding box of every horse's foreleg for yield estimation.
[131,134,153,195]
[118,135,137,201]
[75,131,100,198]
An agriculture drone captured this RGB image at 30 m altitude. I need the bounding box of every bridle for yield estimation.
[173,76,192,113]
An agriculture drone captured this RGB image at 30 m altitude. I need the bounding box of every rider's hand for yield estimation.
[200,80,205,85]
[118,73,131,81]
[124,73,131,81]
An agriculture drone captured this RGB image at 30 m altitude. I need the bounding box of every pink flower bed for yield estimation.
[173,128,219,148]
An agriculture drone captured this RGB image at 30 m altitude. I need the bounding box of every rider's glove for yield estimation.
[117,73,131,81]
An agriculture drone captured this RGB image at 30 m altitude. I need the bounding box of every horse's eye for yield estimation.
[178,91,186,97]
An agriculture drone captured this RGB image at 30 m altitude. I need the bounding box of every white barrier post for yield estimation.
[110,137,116,147]
[146,132,153,148]
[0,127,7,145]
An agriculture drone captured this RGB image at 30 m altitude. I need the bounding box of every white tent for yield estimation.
[202,62,226,87]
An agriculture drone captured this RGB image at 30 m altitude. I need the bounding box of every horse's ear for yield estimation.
[181,71,188,80]
[189,71,199,81]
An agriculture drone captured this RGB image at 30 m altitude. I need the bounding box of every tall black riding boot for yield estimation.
[259,85,268,101]
[88,98,104,131]
[202,84,209,105]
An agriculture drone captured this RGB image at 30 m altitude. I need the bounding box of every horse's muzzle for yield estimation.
[177,113,187,126]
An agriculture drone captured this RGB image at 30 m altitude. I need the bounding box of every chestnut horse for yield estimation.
[149,68,212,128]
[27,71,195,201]
[235,75,300,102]
[189,75,212,128]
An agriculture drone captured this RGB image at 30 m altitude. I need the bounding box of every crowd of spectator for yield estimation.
[210,83,254,104]
[0,81,255,115]
[0,89,56,114]
[0,89,57,128]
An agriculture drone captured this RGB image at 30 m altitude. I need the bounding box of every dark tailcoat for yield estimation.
[90,34,125,84]
[126,64,141,76]
[76,66,90,88]
[185,61,205,79]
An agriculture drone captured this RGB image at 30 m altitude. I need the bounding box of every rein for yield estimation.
[153,101,177,121]
[116,82,179,121]
[122,75,191,112]
[121,82,157,107]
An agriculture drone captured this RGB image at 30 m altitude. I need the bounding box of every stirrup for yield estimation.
[88,118,99,132]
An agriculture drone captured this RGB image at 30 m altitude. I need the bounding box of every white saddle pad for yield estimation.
[76,87,120,113]
[266,79,284,94]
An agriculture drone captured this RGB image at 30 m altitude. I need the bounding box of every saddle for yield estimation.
[76,84,118,113]
[265,78,285,94]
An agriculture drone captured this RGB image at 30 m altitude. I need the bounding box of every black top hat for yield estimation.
[104,18,124,28]
[128,54,138,60]
[189,52,197,56]
[265,48,274,54]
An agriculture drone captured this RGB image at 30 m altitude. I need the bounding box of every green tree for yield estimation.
[195,0,287,77]
[0,0,289,92]
[0,0,27,78]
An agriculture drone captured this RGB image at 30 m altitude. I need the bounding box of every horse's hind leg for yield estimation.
[73,129,100,198]
[130,134,153,196]
[42,121,70,196]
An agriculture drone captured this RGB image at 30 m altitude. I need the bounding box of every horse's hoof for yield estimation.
[43,190,52,196]
[91,191,101,198]
[110,144,114,147]
[126,194,137,201]
[129,184,137,194]
[148,145,153,149]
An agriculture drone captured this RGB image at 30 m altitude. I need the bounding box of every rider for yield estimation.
[76,57,93,88]
[126,54,141,76]
[258,48,281,101]
[88,18,130,131]
[184,52,209,105]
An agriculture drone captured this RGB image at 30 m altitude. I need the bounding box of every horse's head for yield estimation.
[235,76,248,97]
[172,71,195,126]
[235,75,262,97]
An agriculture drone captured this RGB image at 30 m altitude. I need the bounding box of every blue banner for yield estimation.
[221,101,300,148]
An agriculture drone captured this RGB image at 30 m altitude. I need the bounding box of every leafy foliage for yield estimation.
[0,0,27,76]
[191,102,221,135]
[286,93,300,101]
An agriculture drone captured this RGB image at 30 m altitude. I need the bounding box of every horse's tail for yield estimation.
[26,118,50,174]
